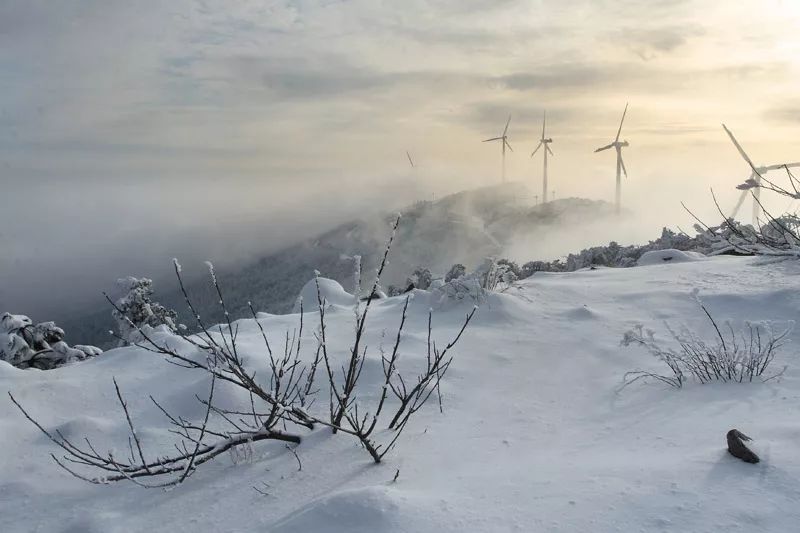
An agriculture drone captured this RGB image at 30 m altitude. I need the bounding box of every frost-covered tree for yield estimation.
[0,313,102,370]
[445,263,466,282]
[112,277,178,345]
[406,267,433,290]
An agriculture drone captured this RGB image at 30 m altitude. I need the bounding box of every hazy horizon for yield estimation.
[2,0,800,318]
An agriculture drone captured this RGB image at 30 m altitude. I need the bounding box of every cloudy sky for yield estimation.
[2,0,800,316]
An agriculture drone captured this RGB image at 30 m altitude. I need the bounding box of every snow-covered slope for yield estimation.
[3,256,800,532]
[57,184,615,349]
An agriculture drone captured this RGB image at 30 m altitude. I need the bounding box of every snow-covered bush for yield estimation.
[0,313,102,370]
[433,257,516,304]
[520,260,565,277]
[691,217,800,257]
[112,277,178,345]
[434,274,485,304]
[478,228,706,282]
[406,267,433,290]
[621,293,791,388]
[477,258,518,291]
[445,263,466,282]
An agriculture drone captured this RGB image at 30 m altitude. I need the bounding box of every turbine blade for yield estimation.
[505,139,513,152]
[722,124,756,169]
[406,151,414,167]
[766,162,800,170]
[729,187,749,219]
[542,110,547,139]
[615,102,628,142]
[620,156,628,178]
[594,143,614,153]
[530,142,542,158]
[483,137,502,142]
[546,145,554,156]
[503,114,512,136]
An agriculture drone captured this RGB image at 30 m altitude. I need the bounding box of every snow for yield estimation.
[292,277,355,313]
[2,256,800,532]
[637,248,707,266]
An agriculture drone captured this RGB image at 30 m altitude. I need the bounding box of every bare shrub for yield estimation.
[621,294,791,389]
[8,215,476,488]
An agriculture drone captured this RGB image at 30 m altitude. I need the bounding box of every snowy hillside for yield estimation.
[58,184,616,348]
[3,255,800,532]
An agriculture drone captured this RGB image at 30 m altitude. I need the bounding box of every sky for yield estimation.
[1,0,800,317]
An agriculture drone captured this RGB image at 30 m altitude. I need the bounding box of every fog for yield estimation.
[2,0,799,321]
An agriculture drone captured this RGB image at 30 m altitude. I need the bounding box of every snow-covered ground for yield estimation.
[2,255,800,532]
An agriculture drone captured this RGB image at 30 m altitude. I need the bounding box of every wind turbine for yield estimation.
[406,150,415,168]
[530,111,553,204]
[483,115,513,182]
[595,103,630,214]
[722,124,800,224]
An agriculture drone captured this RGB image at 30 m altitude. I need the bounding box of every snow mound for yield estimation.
[637,249,706,266]
[271,486,401,532]
[293,277,354,313]
[46,416,116,443]
[563,305,596,320]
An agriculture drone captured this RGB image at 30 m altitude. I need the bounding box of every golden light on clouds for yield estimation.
[1,0,800,307]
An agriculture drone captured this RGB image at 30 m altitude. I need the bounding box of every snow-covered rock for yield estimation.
[637,249,707,266]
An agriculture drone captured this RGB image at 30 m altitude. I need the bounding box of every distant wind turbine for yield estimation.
[722,124,800,224]
[595,103,630,214]
[483,115,513,182]
[406,151,415,168]
[530,111,554,204]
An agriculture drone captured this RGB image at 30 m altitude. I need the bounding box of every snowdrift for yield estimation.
[2,256,800,532]
[292,276,355,312]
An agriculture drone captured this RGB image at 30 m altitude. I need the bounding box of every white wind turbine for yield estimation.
[594,103,630,214]
[722,124,800,224]
[530,111,553,204]
[483,115,513,182]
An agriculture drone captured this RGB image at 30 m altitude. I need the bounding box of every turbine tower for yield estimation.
[722,124,800,224]
[530,111,554,204]
[483,115,513,182]
[594,103,630,214]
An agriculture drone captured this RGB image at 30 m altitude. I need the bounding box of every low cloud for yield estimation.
[607,25,704,60]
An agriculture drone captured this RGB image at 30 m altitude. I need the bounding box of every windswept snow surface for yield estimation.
[2,256,800,532]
